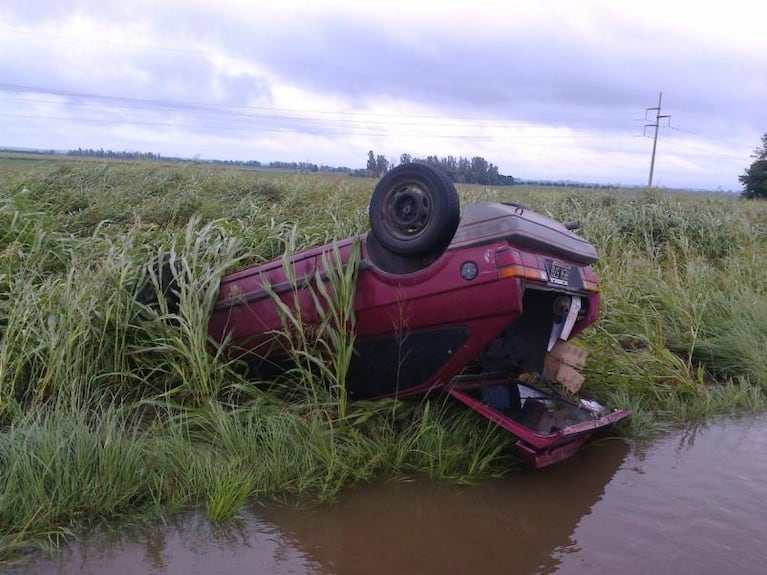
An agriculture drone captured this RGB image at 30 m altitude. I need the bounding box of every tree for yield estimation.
[470,156,489,185]
[375,154,389,176]
[740,160,767,199]
[368,151,514,185]
[740,133,767,198]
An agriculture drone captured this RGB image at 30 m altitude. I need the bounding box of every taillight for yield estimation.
[582,267,601,293]
[495,247,548,281]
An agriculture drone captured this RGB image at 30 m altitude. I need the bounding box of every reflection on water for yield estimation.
[12,416,767,575]
[552,416,767,574]
[258,438,628,575]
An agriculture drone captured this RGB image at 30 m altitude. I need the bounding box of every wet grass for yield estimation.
[1,158,766,561]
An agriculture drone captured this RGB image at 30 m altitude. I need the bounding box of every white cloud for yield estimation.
[1,0,765,190]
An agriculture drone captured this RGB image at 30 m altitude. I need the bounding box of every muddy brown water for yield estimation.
[10,415,767,575]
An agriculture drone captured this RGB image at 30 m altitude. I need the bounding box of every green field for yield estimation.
[1,155,766,561]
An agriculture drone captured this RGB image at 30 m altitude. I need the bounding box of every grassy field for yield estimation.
[1,156,766,560]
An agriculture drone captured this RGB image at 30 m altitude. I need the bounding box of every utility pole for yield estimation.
[645,92,671,188]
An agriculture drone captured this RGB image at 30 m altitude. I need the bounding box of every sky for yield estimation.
[1,0,765,191]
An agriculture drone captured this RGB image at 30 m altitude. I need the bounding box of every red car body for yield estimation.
[207,197,629,468]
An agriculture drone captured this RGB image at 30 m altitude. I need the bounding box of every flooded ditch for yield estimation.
[10,415,767,575]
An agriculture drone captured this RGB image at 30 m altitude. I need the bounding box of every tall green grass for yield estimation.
[1,159,766,561]
[257,227,360,419]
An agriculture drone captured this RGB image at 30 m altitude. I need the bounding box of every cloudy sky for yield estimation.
[1,0,765,190]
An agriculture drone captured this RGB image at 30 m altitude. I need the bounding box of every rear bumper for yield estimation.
[447,381,630,468]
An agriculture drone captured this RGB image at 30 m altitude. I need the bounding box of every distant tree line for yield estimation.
[66,148,165,161]
[61,147,514,184]
[266,161,355,174]
[63,148,358,174]
[516,179,622,189]
[366,150,515,185]
[0,147,59,156]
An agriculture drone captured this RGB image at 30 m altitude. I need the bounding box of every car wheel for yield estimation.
[369,163,460,258]
[136,254,182,315]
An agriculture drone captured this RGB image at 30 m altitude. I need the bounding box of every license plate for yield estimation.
[547,261,570,286]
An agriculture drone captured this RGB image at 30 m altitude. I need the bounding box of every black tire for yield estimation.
[369,163,460,257]
[136,254,182,315]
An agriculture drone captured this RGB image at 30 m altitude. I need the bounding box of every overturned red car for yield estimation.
[186,163,628,467]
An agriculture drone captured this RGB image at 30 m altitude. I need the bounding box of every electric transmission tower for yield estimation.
[644,92,671,188]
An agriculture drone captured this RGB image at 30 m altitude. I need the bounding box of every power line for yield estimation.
[0,82,635,129]
[0,112,641,148]
[9,83,740,165]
